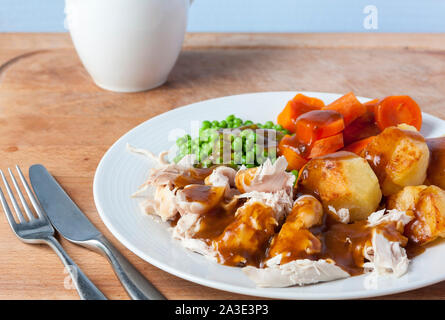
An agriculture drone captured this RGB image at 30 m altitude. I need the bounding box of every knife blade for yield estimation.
[29,164,166,300]
[29,164,100,242]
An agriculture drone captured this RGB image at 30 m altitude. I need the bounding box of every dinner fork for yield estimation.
[0,166,107,300]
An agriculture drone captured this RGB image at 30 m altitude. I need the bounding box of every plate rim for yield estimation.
[93,91,445,299]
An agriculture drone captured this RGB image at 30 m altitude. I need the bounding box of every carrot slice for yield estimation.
[323,92,366,126]
[374,96,422,131]
[278,135,308,171]
[292,93,326,109]
[364,98,380,114]
[308,133,344,159]
[295,110,345,145]
[343,111,381,145]
[343,136,376,155]
[277,94,325,133]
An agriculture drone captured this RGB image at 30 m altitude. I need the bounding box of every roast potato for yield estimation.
[388,185,445,245]
[426,137,445,189]
[298,151,382,221]
[361,124,429,196]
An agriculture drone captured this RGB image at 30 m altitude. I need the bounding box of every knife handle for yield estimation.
[90,235,166,300]
[45,236,107,300]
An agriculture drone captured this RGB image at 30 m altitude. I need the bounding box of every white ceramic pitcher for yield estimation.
[65,0,192,92]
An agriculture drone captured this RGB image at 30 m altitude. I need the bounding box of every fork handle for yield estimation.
[87,235,166,300]
[45,236,107,300]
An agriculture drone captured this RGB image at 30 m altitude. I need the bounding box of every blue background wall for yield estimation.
[0,0,444,32]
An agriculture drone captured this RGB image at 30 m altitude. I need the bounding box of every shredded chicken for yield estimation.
[328,205,350,224]
[363,209,414,277]
[204,166,238,198]
[176,185,226,215]
[140,185,179,221]
[367,209,413,228]
[237,190,293,221]
[172,213,217,261]
[243,255,349,287]
[235,156,295,195]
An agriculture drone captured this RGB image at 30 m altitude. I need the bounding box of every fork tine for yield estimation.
[0,169,26,223]
[15,165,45,219]
[0,183,17,228]
[8,168,35,221]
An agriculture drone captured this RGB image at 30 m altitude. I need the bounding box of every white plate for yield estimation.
[93,91,445,299]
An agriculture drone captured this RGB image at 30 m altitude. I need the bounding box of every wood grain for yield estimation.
[0,33,445,300]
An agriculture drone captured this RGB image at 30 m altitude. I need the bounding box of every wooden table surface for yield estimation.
[1,33,445,300]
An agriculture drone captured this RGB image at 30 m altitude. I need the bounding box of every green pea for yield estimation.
[246,151,255,164]
[241,155,247,165]
[220,120,228,128]
[256,156,265,165]
[176,137,185,146]
[200,149,209,161]
[232,137,242,151]
[211,120,220,128]
[202,159,212,168]
[179,144,188,154]
[210,130,220,141]
[201,143,212,154]
[267,148,277,161]
[246,164,256,168]
[240,130,249,138]
[201,120,211,129]
[246,130,256,141]
[245,139,254,151]
[226,114,235,122]
[243,120,253,126]
[274,124,283,131]
[233,120,243,128]
[233,151,243,164]
[264,121,274,129]
[254,144,263,155]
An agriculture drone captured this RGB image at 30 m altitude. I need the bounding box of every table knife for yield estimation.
[29,164,166,300]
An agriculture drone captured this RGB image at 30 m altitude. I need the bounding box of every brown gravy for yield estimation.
[173,167,214,188]
[182,184,218,203]
[312,215,407,275]
[212,202,278,267]
[269,213,409,275]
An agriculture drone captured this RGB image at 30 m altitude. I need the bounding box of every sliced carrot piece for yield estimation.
[374,96,422,131]
[278,135,308,171]
[343,111,381,145]
[364,98,380,114]
[277,94,325,133]
[292,93,325,109]
[294,110,345,145]
[343,136,376,155]
[323,92,367,126]
[308,133,344,159]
